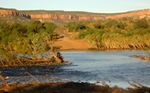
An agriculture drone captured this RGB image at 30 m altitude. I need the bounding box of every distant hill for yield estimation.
[106,9,150,19]
[0,7,150,21]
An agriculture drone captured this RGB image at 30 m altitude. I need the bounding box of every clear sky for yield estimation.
[0,0,150,13]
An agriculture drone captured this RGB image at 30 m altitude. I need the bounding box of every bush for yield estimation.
[134,19,149,29]
[0,20,58,64]
[67,18,150,49]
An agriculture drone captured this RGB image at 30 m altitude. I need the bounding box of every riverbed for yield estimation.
[0,50,150,88]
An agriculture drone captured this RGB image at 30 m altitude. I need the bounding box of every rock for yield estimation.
[0,8,30,18]
[1,7,150,21]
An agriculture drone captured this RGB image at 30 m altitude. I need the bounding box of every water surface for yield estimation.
[1,50,150,88]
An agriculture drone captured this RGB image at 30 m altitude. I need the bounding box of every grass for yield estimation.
[66,18,150,49]
[1,15,150,67]
[0,17,65,67]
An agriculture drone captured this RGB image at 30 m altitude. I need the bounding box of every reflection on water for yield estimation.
[0,50,150,88]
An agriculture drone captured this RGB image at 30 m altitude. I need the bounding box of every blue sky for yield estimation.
[0,0,150,13]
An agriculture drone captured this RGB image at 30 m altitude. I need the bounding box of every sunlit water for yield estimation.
[0,50,150,88]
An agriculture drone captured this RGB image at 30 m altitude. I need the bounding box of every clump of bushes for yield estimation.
[0,18,63,67]
[66,18,150,49]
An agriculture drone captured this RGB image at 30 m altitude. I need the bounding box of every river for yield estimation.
[0,50,150,88]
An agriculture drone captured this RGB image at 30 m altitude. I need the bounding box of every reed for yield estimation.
[66,18,150,49]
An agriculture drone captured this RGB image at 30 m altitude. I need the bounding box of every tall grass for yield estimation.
[66,18,150,49]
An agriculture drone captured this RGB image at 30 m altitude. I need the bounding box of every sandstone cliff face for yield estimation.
[29,13,103,21]
[30,14,76,20]
[0,8,30,18]
[19,9,150,21]
[0,8,150,21]
[0,8,18,16]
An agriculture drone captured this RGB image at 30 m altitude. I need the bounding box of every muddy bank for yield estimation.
[0,82,150,93]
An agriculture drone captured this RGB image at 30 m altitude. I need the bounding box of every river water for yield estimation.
[0,50,150,88]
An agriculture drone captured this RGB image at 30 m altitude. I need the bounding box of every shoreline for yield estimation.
[0,61,70,68]
[0,82,149,93]
[59,48,150,52]
[0,49,149,67]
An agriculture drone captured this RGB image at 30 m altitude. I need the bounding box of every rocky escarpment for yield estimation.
[29,14,103,21]
[20,11,105,21]
[20,9,150,21]
[0,8,104,21]
[0,8,17,16]
[1,7,150,21]
[0,8,30,18]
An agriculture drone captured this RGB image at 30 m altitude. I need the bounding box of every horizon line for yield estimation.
[0,7,150,14]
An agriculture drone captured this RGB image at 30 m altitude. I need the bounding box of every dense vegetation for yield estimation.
[0,17,63,66]
[0,16,150,66]
[66,18,150,49]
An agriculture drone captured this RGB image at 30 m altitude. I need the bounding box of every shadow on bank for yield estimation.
[0,82,149,93]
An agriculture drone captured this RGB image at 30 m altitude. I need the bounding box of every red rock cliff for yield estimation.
[0,8,30,18]
[1,8,150,21]
[19,9,150,21]
[28,13,103,21]
[0,8,18,16]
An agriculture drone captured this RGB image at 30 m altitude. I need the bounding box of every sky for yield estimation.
[0,0,150,13]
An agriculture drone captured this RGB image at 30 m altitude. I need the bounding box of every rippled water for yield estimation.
[0,50,150,88]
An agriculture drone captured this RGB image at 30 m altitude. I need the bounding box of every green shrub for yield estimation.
[0,20,57,63]
[134,19,149,29]
[67,18,150,49]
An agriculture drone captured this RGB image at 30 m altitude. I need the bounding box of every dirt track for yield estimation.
[55,36,94,50]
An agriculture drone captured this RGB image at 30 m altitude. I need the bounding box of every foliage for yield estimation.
[65,21,88,32]
[66,18,150,49]
[134,18,149,29]
[0,19,58,65]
